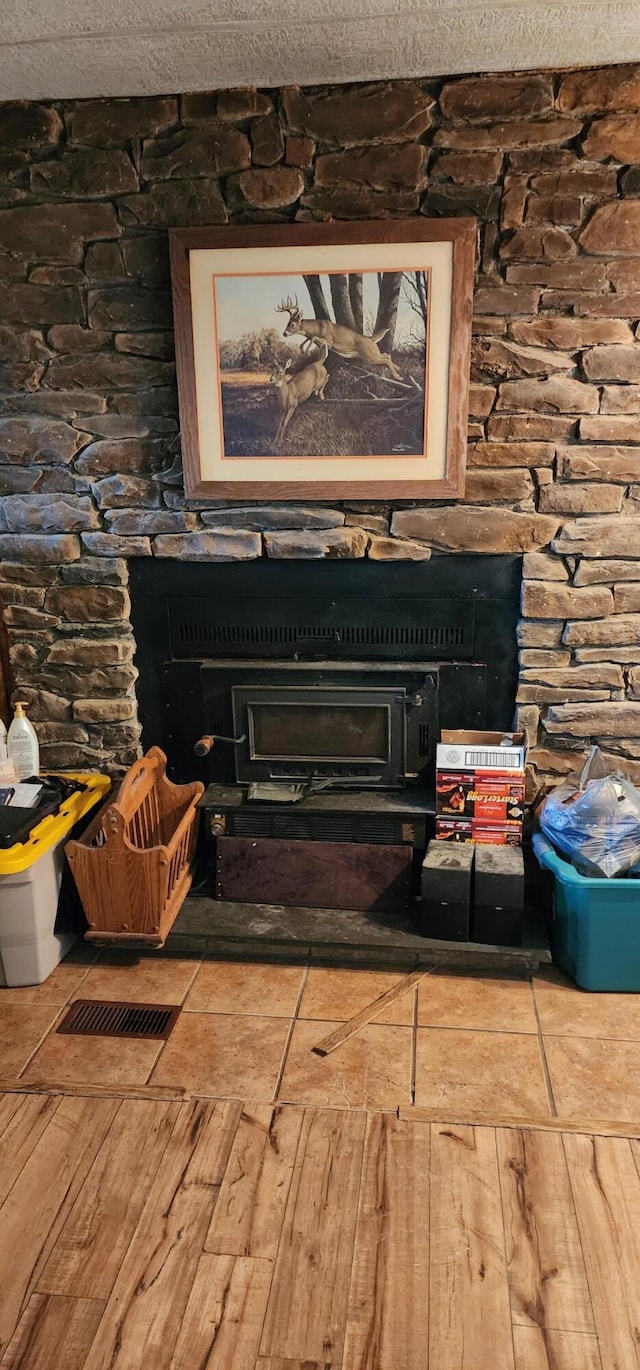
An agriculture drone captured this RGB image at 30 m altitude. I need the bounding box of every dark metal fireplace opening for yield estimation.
[130,555,522,793]
[127,555,542,964]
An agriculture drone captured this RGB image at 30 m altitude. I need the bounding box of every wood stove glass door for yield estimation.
[231,686,406,786]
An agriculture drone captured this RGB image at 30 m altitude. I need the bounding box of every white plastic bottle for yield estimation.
[0,717,7,765]
[7,702,40,780]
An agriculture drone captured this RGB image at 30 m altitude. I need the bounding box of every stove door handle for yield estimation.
[194,733,246,756]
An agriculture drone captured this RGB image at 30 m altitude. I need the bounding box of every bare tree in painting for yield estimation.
[303,274,332,321]
[374,272,403,353]
[349,273,364,332]
[403,271,428,330]
[329,275,357,330]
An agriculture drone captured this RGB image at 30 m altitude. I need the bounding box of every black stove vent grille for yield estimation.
[230,810,404,844]
[169,598,474,661]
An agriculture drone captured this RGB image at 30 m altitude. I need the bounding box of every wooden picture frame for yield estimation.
[169,219,476,500]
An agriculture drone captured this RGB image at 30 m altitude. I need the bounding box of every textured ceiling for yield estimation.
[1,0,640,99]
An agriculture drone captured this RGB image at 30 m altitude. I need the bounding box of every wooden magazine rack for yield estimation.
[66,747,204,947]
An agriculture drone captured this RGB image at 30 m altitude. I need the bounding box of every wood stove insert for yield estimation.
[130,556,521,799]
[130,556,521,875]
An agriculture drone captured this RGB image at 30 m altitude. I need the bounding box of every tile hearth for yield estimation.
[3,955,640,1127]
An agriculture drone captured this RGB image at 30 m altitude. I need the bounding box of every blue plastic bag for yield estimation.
[539,746,640,878]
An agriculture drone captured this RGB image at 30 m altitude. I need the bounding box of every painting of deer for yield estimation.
[275,296,404,382]
[213,266,427,458]
[269,342,329,445]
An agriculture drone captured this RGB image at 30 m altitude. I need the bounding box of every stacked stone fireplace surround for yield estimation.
[2,66,640,802]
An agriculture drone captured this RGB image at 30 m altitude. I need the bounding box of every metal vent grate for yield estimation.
[230,811,402,844]
[169,597,475,661]
[337,624,466,647]
[233,813,274,838]
[57,999,181,1041]
[176,621,468,650]
[178,622,311,647]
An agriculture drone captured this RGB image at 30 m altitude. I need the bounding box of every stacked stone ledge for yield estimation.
[2,70,640,780]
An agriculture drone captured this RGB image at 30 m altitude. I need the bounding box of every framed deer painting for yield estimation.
[169,219,476,499]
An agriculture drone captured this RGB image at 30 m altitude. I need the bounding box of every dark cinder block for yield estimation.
[420,839,474,941]
[473,845,524,947]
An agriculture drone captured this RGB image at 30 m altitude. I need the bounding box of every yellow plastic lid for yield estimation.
[0,772,112,876]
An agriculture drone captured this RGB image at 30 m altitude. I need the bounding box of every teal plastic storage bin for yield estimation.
[532,831,640,991]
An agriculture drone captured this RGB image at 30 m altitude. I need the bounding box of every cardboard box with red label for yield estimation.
[435,817,523,847]
[436,771,525,823]
[436,730,526,847]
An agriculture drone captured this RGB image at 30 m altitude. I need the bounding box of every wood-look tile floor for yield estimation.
[3,954,640,1366]
[0,1091,639,1368]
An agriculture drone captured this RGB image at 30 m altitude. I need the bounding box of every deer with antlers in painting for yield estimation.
[275,295,403,382]
[269,342,330,445]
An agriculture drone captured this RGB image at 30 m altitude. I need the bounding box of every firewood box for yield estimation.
[66,747,204,947]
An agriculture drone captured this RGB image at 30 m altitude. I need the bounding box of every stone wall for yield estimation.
[2,69,640,783]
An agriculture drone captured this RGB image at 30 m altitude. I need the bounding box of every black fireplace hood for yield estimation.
[129,555,522,785]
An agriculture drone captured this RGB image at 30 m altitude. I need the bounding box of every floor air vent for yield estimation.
[57,999,181,1041]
